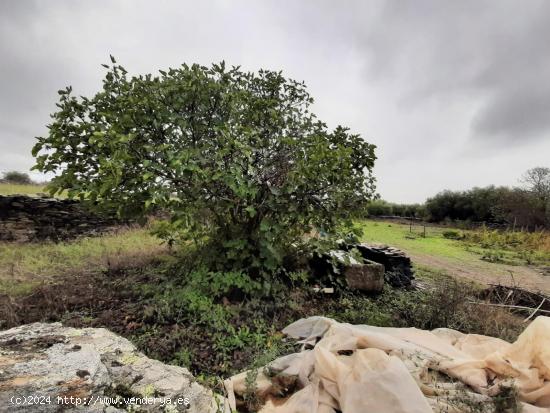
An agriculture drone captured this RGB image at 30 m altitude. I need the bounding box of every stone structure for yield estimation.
[0,195,119,242]
[353,244,415,287]
[343,261,385,292]
[0,323,223,412]
[310,243,415,291]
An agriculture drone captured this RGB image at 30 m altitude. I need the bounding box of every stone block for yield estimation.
[344,260,385,292]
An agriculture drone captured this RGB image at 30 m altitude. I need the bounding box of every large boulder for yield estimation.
[0,323,224,412]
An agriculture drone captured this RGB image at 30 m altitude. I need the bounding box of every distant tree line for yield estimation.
[365,199,425,219]
[366,167,550,230]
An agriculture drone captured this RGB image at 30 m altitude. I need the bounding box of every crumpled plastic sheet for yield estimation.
[225,316,550,412]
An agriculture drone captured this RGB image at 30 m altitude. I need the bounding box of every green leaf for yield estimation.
[29,59,377,277]
[245,206,257,217]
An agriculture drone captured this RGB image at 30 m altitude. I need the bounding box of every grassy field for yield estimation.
[0,226,168,296]
[0,182,50,196]
[357,219,550,293]
[358,219,550,262]
[358,220,474,259]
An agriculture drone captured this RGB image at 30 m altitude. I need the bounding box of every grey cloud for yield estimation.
[0,0,548,202]
[474,82,550,142]
[356,0,550,144]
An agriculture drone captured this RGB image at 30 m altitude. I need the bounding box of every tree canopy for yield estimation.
[1,171,32,184]
[33,58,377,274]
[522,167,550,203]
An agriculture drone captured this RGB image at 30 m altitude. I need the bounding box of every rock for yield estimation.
[0,323,224,412]
[328,250,361,265]
[343,260,385,292]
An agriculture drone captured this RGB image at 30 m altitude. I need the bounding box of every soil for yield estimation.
[1,265,328,378]
[409,251,550,294]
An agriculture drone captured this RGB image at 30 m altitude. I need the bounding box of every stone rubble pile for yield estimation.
[0,195,120,242]
[353,243,415,288]
[311,243,415,292]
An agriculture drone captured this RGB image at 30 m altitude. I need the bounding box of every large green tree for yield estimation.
[33,58,376,273]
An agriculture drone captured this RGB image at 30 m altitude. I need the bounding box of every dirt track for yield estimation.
[409,251,550,295]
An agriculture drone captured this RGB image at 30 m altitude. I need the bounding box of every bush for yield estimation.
[32,58,377,278]
[392,203,426,218]
[328,276,523,342]
[442,230,462,240]
[424,185,549,229]
[425,187,508,223]
[1,171,32,184]
[365,200,393,216]
[365,200,425,219]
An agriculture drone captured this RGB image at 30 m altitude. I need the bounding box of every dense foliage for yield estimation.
[32,58,376,275]
[425,186,508,223]
[366,167,550,230]
[425,183,549,230]
[365,199,424,218]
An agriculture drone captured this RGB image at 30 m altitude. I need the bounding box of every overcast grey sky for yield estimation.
[1,0,549,203]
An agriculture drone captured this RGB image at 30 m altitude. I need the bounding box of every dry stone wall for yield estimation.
[0,195,120,242]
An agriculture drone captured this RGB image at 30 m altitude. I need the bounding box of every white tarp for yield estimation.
[225,316,550,412]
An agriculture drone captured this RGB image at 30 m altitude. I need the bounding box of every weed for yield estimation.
[325,274,522,341]
[492,384,522,413]
[443,230,463,240]
[481,250,505,263]
[171,348,192,367]
[4,232,525,386]
[0,226,168,295]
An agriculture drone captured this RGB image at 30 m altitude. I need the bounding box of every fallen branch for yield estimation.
[467,301,550,315]
[524,298,547,322]
[487,284,548,300]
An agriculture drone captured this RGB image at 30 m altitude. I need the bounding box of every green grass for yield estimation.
[0,182,68,198]
[356,220,550,267]
[357,220,474,260]
[463,227,550,265]
[0,226,168,296]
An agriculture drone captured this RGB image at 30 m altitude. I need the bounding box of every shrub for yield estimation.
[328,276,523,342]
[425,184,549,230]
[425,187,508,223]
[365,200,425,219]
[1,171,32,184]
[365,199,393,216]
[442,230,462,240]
[32,58,377,278]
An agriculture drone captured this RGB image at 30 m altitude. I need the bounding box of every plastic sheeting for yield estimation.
[225,316,550,412]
